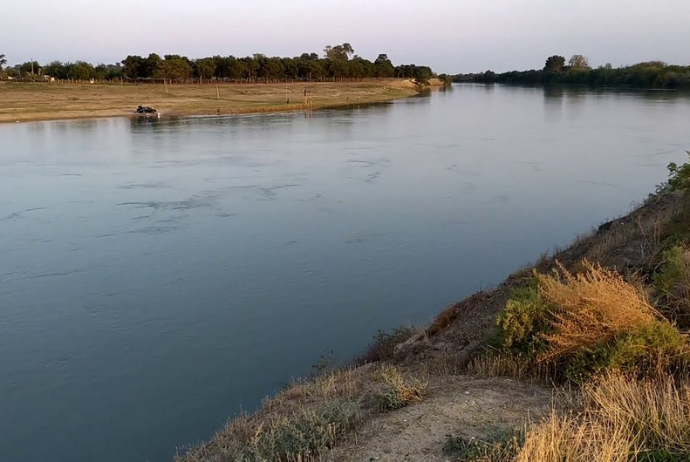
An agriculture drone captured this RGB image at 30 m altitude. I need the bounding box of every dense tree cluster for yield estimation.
[0,44,437,84]
[454,55,690,90]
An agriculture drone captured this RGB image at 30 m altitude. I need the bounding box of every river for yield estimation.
[2,85,690,462]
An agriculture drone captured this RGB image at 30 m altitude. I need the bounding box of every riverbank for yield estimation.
[175,158,690,461]
[0,79,443,123]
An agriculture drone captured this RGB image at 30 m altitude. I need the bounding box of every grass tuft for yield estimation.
[444,430,523,462]
[374,365,427,411]
[516,372,690,462]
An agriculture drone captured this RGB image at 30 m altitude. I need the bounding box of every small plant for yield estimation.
[666,153,690,192]
[238,399,361,462]
[310,350,336,379]
[496,283,549,355]
[653,246,690,328]
[444,431,523,462]
[374,365,426,411]
[354,326,415,364]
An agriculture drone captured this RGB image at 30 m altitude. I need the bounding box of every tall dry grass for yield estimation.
[516,372,690,462]
[536,261,665,363]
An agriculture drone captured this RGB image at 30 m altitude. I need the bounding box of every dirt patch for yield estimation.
[329,376,552,462]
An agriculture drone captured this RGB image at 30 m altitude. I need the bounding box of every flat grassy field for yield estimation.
[0,80,419,123]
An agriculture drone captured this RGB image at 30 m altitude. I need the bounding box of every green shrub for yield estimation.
[654,246,689,295]
[353,326,415,365]
[636,450,689,462]
[653,245,690,328]
[238,399,361,462]
[444,431,523,462]
[562,322,688,383]
[666,153,690,192]
[496,284,550,356]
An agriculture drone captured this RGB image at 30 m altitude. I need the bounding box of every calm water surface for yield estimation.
[2,85,690,462]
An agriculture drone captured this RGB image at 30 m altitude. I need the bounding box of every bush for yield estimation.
[238,399,361,462]
[654,246,690,328]
[563,322,688,382]
[496,284,549,356]
[657,152,690,194]
[354,326,415,364]
[666,153,690,192]
[496,262,689,382]
[374,365,426,411]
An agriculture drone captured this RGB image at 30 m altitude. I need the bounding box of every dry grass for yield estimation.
[374,365,427,411]
[0,80,419,123]
[176,368,367,462]
[516,371,690,462]
[536,261,664,363]
[467,353,547,383]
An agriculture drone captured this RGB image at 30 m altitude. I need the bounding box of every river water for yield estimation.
[2,85,690,462]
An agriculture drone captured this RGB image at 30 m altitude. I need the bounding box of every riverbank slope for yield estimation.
[175,158,690,461]
[0,79,443,123]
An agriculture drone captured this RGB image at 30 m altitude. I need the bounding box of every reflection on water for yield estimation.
[2,85,690,462]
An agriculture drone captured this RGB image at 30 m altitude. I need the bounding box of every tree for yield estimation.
[68,61,95,80]
[195,58,216,83]
[19,61,41,78]
[141,53,163,79]
[44,61,68,79]
[156,57,193,83]
[0,54,6,71]
[374,54,394,78]
[413,66,432,85]
[324,43,355,61]
[544,55,566,73]
[122,55,145,80]
[568,54,590,69]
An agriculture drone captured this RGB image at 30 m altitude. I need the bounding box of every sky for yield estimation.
[2,0,690,73]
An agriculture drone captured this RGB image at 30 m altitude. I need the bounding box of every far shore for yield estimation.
[0,79,445,124]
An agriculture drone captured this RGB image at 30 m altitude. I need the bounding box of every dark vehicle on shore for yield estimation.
[135,106,159,116]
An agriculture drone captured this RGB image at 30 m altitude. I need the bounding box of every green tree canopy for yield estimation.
[156,57,193,83]
[544,55,566,73]
[9,44,436,84]
[195,58,216,82]
[324,43,355,61]
[375,54,394,78]
[19,61,41,76]
[68,61,95,80]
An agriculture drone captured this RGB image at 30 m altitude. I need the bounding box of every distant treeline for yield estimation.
[454,54,690,90]
[0,44,446,84]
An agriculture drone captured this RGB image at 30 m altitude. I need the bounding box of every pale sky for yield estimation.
[2,0,690,73]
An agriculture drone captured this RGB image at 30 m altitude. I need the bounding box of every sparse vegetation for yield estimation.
[444,430,523,462]
[236,399,361,462]
[354,326,416,364]
[374,365,427,411]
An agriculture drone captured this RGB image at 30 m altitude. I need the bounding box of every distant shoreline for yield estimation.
[0,79,445,124]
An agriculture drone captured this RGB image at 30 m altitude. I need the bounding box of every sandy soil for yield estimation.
[0,80,425,123]
[329,376,552,462]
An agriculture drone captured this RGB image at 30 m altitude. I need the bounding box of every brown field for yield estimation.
[0,80,421,123]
